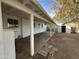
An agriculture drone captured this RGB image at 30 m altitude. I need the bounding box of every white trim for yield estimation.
[0,0,3,29]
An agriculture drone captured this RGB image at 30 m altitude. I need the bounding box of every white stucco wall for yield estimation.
[66,26,71,33]
[34,23,47,34]
[22,19,47,38]
[22,19,30,37]
[0,30,16,59]
[3,30,16,59]
[2,13,47,38]
[58,26,61,33]
[0,30,4,59]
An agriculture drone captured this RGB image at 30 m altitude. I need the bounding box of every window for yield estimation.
[7,18,18,28]
[38,23,40,27]
[41,24,43,27]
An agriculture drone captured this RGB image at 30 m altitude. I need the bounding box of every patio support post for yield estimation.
[54,25,56,33]
[0,1,4,59]
[30,14,34,56]
[49,24,52,37]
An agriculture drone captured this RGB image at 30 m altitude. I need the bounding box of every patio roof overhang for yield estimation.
[31,0,56,24]
[2,0,53,24]
[17,0,55,24]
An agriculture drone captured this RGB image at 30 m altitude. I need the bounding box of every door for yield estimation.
[62,26,66,33]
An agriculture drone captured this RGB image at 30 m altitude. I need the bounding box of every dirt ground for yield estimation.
[49,33,79,59]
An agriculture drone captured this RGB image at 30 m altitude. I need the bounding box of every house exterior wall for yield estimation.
[2,13,47,38]
[3,30,16,59]
[22,19,47,38]
[58,26,61,33]
[66,26,71,33]
[34,22,47,34]
[0,30,16,59]
[2,13,21,38]
[0,30,4,59]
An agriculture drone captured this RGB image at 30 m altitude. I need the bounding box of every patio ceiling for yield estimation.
[2,3,49,23]
[2,3,30,19]
[18,0,55,23]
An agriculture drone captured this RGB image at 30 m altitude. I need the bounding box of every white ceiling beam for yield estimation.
[7,8,15,13]
[2,0,51,23]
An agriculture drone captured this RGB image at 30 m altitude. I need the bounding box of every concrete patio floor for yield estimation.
[15,32,50,59]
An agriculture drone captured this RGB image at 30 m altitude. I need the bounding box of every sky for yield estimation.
[37,0,59,18]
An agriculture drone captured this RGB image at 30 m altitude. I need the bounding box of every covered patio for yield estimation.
[15,32,51,59]
[0,0,54,59]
